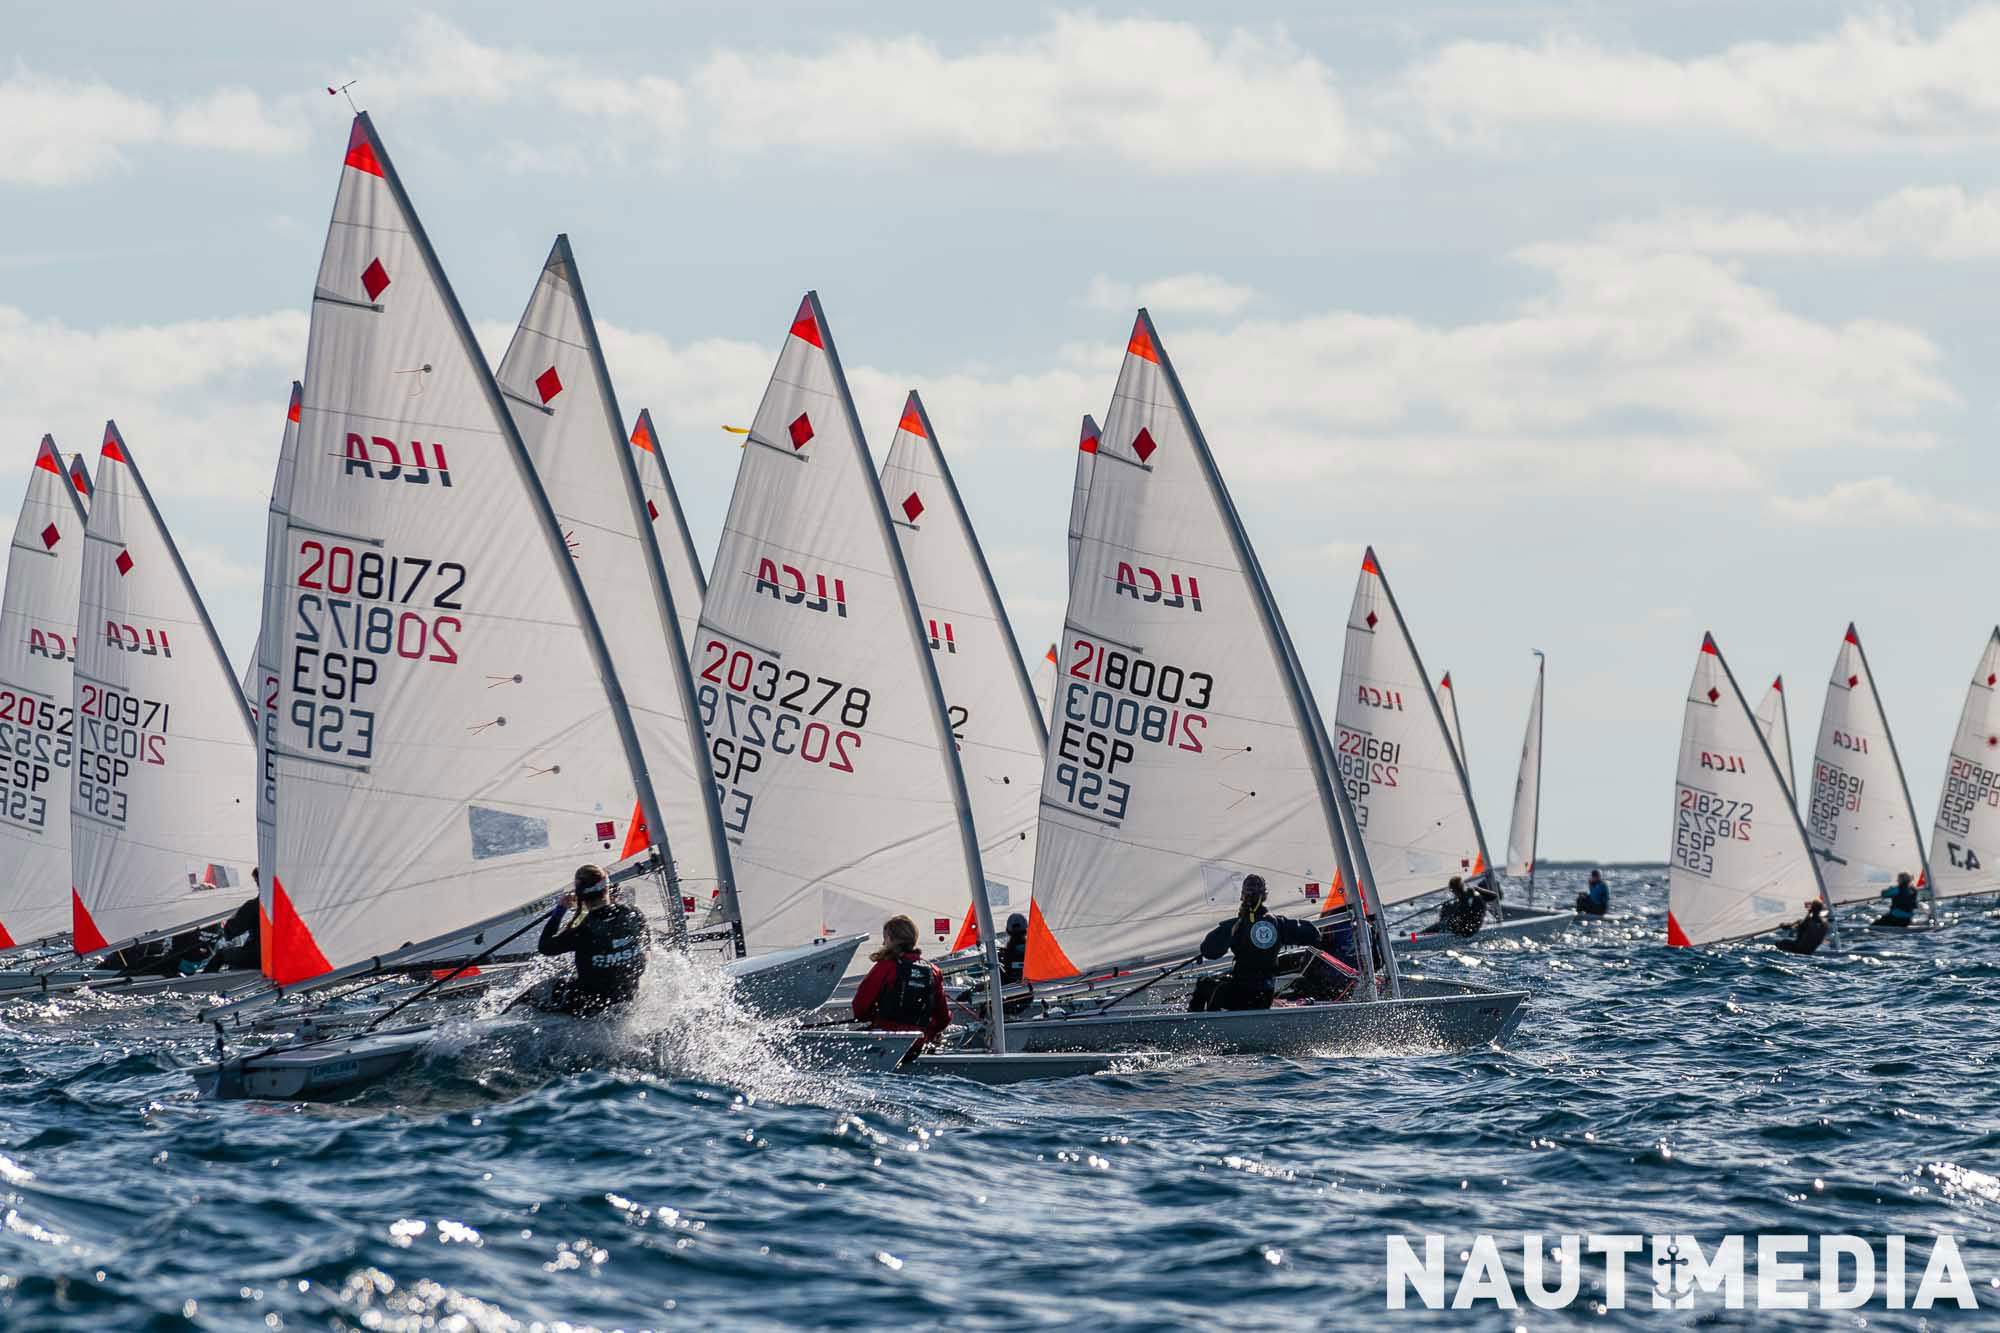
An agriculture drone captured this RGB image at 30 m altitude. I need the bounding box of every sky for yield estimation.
[2,1,1996,860]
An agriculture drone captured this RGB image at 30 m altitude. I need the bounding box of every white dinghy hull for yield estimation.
[1395,907,1574,952]
[195,1025,436,1101]
[1005,986,1526,1056]
[725,934,866,1018]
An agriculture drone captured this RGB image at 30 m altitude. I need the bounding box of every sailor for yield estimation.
[1874,872,1921,928]
[852,914,951,1044]
[1429,876,1496,937]
[1774,899,1829,955]
[530,864,649,1016]
[1190,875,1321,1011]
[200,875,262,973]
[1576,868,1610,917]
[998,912,1028,986]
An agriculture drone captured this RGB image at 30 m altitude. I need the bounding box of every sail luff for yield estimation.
[1138,310,1398,992]
[809,297,991,1028]
[549,233,736,942]
[1368,549,1501,891]
[353,125,691,947]
[631,406,709,653]
[1850,629,1933,912]
[253,382,303,973]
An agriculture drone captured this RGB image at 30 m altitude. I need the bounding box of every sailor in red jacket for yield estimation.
[851,914,951,1044]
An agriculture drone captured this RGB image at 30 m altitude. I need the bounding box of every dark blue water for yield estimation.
[2,868,1997,1329]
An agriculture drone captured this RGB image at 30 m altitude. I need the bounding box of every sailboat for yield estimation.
[880,392,1045,949]
[1804,624,1933,924]
[1065,413,1100,578]
[1503,652,1545,904]
[1667,633,1832,949]
[1031,643,1059,727]
[1754,676,1795,803]
[1438,670,1469,773]
[252,382,302,973]
[1003,313,1525,1055]
[0,437,92,951]
[490,236,738,948]
[0,424,263,998]
[1334,550,1568,952]
[67,456,92,506]
[1927,629,2000,904]
[627,408,707,658]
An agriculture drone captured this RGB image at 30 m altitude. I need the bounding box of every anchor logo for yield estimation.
[1655,1240,1691,1304]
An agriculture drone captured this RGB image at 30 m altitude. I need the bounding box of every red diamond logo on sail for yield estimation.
[1847,675,1858,688]
[360,259,390,301]
[1132,428,1157,463]
[1364,610,1378,629]
[1707,687,1720,703]
[115,550,133,576]
[1988,674,1996,687]
[535,366,563,403]
[788,413,813,449]
[902,492,924,522]
[646,499,659,521]
[39,524,58,550]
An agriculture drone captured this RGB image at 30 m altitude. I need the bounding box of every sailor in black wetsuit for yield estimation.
[1774,899,1829,955]
[531,864,649,1016]
[1189,875,1321,1012]
[1429,876,1497,937]
[998,912,1028,986]
[1874,872,1921,928]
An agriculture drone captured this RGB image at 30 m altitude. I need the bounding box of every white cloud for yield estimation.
[1598,186,2000,260]
[1772,476,1983,526]
[0,68,301,187]
[0,305,305,502]
[1402,8,2000,152]
[1086,273,1262,317]
[368,13,1374,174]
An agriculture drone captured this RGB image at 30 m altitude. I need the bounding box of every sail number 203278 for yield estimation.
[695,638,869,839]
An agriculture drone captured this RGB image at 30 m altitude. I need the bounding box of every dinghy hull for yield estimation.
[726,934,865,1018]
[1396,908,1573,952]
[907,1051,1136,1082]
[1005,986,1526,1056]
[195,1026,435,1101]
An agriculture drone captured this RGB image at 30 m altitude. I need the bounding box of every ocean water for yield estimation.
[2,867,1997,1330]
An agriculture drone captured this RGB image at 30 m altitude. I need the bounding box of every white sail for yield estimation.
[0,437,90,946]
[880,391,1045,947]
[1027,313,1360,979]
[267,115,676,982]
[1032,643,1058,727]
[1333,549,1491,909]
[493,237,731,929]
[1929,629,2000,901]
[1437,670,1468,770]
[1504,654,1544,881]
[71,423,256,951]
[251,382,302,969]
[1754,675,1795,802]
[1065,414,1100,578]
[1668,633,1826,946]
[629,407,707,658]
[696,294,983,959]
[1805,624,1930,907]
[67,455,92,510]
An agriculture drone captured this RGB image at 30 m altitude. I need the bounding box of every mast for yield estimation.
[1140,312,1401,1000]
[352,113,687,947]
[1849,626,1934,919]
[812,297,997,1049]
[553,234,736,945]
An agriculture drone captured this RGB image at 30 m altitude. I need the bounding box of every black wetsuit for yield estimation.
[201,896,261,972]
[1191,908,1321,1011]
[1576,880,1609,916]
[1874,882,1920,928]
[1775,911,1829,955]
[535,900,649,1015]
[1431,886,1496,937]
[998,933,1026,986]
